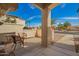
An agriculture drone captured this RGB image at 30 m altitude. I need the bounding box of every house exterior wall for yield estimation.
[0,15,25,27]
[16,18,25,26]
[0,15,25,33]
[0,24,23,33]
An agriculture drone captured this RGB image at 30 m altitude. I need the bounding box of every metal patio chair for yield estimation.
[73,34,79,53]
[17,33,27,46]
[0,34,16,56]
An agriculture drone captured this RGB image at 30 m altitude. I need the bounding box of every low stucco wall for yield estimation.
[23,29,36,38]
[0,24,24,33]
[0,24,37,38]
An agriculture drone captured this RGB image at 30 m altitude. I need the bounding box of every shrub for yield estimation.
[0,21,3,25]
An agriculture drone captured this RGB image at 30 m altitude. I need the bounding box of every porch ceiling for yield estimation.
[33,3,59,11]
[0,3,18,11]
[0,3,18,16]
[0,3,59,13]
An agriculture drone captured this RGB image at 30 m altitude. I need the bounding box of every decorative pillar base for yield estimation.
[48,27,54,44]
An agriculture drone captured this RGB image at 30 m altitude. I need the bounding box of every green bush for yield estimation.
[23,26,28,29]
[0,22,3,25]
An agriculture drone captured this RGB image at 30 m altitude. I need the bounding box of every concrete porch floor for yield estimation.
[15,33,79,56]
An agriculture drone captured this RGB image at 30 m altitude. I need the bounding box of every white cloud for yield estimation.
[27,15,41,21]
[58,17,79,19]
[61,4,66,8]
[28,4,36,9]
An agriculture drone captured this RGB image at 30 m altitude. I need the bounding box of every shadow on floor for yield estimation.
[15,41,78,56]
[15,42,41,56]
[53,42,75,52]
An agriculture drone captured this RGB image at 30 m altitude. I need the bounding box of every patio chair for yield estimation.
[0,42,16,56]
[0,34,16,56]
[73,35,79,53]
[17,33,27,46]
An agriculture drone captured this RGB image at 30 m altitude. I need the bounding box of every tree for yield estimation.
[57,23,65,31]
[51,19,57,30]
[51,19,56,26]
[38,24,42,29]
[64,21,71,27]
[23,21,28,29]
[26,20,32,28]
[63,21,71,30]
[23,26,28,29]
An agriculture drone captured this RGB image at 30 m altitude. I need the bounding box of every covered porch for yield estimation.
[14,3,79,55]
[15,33,79,56]
[0,3,79,56]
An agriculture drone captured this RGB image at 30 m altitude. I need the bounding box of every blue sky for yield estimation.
[8,3,79,27]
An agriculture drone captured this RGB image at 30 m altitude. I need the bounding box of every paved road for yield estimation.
[55,31,79,35]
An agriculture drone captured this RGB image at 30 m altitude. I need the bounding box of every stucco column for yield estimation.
[48,11,54,44]
[41,7,49,47]
[41,7,54,47]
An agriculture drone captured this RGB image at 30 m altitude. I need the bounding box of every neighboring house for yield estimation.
[0,15,25,26]
[16,17,25,26]
[0,15,25,33]
[70,26,79,31]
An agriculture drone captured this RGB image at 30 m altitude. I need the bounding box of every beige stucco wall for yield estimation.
[37,29,41,37]
[16,18,25,26]
[0,24,24,33]
[24,29,36,38]
[0,24,24,41]
[0,24,36,38]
